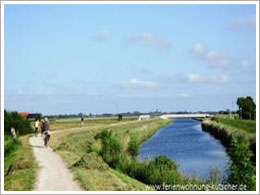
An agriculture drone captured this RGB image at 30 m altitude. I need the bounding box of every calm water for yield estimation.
[138,118,230,179]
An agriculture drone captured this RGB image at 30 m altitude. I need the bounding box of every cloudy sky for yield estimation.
[4,4,256,115]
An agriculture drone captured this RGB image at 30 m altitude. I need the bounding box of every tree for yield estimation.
[236,96,256,120]
[228,136,256,190]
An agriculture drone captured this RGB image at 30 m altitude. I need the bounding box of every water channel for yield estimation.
[138,118,230,179]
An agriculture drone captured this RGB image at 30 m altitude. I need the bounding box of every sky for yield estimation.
[4,4,257,115]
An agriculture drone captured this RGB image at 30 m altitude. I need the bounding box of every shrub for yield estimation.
[118,155,182,188]
[89,140,102,154]
[128,137,139,157]
[228,136,256,190]
[145,155,180,185]
[152,155,178,170]
[96,130,122,168]
[4,110,33,136]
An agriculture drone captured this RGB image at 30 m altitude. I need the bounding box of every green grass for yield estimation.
[213,117,256,134]
[203,117,256,164]
[4,135,37,191]
[49,116,138,131]
[204,118,255,142]
[49,118,171,190]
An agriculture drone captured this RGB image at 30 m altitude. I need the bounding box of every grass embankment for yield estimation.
[4,135,37,191]
[212,117,256,134]
[202,117,256,156]
[49,118,168,190]
[202,117,256,190]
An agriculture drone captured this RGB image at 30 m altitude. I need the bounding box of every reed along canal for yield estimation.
[138,118,230,179]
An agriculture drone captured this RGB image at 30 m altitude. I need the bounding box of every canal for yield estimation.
[138,118,230,180]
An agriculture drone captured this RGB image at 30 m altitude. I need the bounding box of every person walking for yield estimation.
[34,119,40,137]
[81,115,84,125]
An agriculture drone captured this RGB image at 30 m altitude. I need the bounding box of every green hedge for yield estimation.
[4,110,33,136]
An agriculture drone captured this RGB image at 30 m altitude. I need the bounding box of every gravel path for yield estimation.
[29,135,82,191]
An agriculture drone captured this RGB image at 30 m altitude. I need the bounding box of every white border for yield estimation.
[1,1,5,194]
[1,1,259,194]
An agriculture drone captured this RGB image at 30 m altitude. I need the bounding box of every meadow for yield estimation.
[212,117,256,134]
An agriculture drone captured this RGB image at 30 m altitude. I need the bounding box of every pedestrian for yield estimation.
[34,119,40,137]
[10,127,17,139]
[43,117,51,147]
[81,115,84,125]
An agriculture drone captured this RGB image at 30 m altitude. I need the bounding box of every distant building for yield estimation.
[20,112,41,120]
[138,115,151,120]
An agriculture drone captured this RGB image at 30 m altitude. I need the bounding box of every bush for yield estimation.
[128,137,139,157]
[145,155,180,185]
[4,110,33,136]
[96,130,122,168]
[117,155,182,188]
[228,136,256,190]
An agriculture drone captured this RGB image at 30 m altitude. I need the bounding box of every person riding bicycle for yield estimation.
[43,117,51,147]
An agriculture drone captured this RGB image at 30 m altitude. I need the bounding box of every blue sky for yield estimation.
[4,4,256,115]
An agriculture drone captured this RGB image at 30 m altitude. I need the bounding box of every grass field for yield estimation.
[204,117,256,142]
[49,117,171,190]
[212,117,256,134]
[49,116,138,131]
[4,135,37,191]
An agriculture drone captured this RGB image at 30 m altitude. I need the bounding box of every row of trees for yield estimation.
[237,96,256,120]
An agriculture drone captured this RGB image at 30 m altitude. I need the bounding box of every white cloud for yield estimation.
[190,43,231,68]
[190,43,252,69]
[186,73,205,83]
[177,93,189,98]
[94,30,112,40]
[229,15,256,30]
[130,32,171,49]
[185,73,231,84]
[123,78,157,89]
[191,43,205,54]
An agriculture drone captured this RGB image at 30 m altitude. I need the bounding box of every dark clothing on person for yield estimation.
[44,122,49,132]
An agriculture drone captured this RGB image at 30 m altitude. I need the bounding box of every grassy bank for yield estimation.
[4,135,37,191]
[202,118,256,156]
[202,117,256,190]
[49,118,169,190]
[212,117,256,134]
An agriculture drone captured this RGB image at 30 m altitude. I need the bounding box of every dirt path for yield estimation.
[29,135,82,191]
